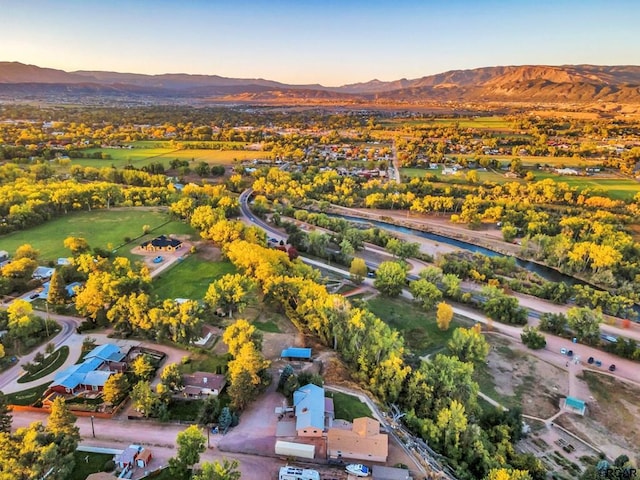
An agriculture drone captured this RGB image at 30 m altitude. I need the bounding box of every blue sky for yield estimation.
[1,0,639,86]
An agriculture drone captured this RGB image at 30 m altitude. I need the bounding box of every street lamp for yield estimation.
[90,415,95,438]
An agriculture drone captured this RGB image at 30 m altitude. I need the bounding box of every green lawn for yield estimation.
[0,208,194,262]
[253,320,281,333]
[5,382,51,406]
[365,296,470,356]
[181,354,230,376]
[18,346,69,384]
[68,451,114,480]
[327,391,372,422]
[150,254,237,300]
[167,399,204,421]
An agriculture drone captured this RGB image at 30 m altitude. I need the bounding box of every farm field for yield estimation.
[71,147,265,168]
[364,296,470,356]
[150,254,237,300]
[380,116,514,130]
[0,208,194,262]
[532,172,639,200]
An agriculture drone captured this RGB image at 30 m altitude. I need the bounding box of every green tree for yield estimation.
[410,278,443,310]
[102,372,130,405]
[374,261,407,297]
[441,273,462,299]
[169,425,206,479]
[349,257,367,284]
[130,380,158,418]
[448,325,490,365]
[567,307,602,345]
[194,459,242,480]
[436,302,454,331]
[160,362,183,392]
[0,392,12,433]
[197,395,221,427]
[131,354,155,382]
[538,312,567,335]
[228,366,261,412]
[481,286,527,325]
[520,326,546,349]
[218,407,233,433]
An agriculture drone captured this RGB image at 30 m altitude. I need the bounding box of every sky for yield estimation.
[1,0,639,87]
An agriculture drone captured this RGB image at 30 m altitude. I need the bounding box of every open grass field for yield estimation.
[533,172,639,200]
[150,254,237,301]
[380,116,514,130]
[68,452,114,480]
[365,296,471,356]
[0,208,194,262]
[327,391,372,422]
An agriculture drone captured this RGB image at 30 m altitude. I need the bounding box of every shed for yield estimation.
[372,465,412,480]
[275,440,315,459]
[564,396,586,415]
[136,449,152,468]
[281,347,312,360]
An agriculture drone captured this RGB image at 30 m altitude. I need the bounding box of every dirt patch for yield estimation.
[194,241,222,262]
[558,371,640,464]
[482,334,567,419]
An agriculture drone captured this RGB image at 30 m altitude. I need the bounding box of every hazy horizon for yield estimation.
[1,0,639,87]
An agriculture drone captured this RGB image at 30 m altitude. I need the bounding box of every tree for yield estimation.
[485,468,532,480]
[222,319,261,358]
[194,459,241,480]
[197,395,221,427]
[349,257,367,284]
[63,237,90,255]
[204,274,254,318]
[14,243,39,260]
[130,380,158,418]
[374,261,407,297]
[169,425,206,479]
[520,326,546,349]
[0,392,11,433]
[218,407,233,433]
[47,269,67,305]
[161,362,183,392]
[410,278,442,310]
[539,312,567,335]
[567,307,602,345]
[46,397,80,456]
[448,325,490,365]
[102,372,130,405]
[441,273,462,299]
[277,364,294,391]
[131,354,155,382]
[436,302,454,331]
[481,286,527,325]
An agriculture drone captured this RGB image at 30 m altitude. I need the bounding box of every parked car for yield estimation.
[567,350,573,357]
[595,360,602,367]
[153,256,164,263]
[560,348,568,355]
[608,364,616,372]
[587,357,594,364]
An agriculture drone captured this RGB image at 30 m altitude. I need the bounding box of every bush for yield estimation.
[103,460,115,472]
[521,326,546,349]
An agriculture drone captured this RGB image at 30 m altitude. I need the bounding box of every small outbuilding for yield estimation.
[563,396,586,415]
[372,465,412,480]
[281,347,312,361]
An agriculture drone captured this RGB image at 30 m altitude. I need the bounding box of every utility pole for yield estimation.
[90,415,95,438]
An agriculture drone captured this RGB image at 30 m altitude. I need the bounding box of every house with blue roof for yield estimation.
[49,344,127,395]
[293,383,334,437]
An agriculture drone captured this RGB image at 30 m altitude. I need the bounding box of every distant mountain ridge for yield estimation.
[2,61,640,104]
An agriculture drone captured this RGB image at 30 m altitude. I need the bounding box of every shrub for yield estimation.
[521,326,546,349]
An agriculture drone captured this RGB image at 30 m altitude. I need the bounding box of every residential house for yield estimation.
[327,417,388,463]
[32,266,55,280]
[293,383,334,437]
[140,235,183,252]
[49,344,126,395]
[182,372,226,398]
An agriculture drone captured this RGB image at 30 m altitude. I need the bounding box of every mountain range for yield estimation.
[2,61,640,105]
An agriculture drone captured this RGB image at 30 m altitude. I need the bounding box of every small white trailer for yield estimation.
[279,466,320,480]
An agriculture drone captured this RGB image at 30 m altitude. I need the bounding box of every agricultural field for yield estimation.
[380,116,514,130]
[533,172,640,200]
[0,208,194,262]
[150,254,236,300]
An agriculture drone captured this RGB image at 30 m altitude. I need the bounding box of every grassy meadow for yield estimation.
[0,208,194,262]
[150,254,237,300]
[365,296,471,356]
